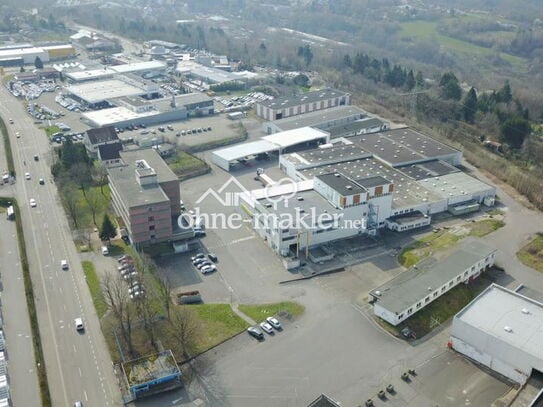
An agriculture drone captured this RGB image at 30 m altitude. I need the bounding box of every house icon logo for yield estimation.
[196,177,253,207]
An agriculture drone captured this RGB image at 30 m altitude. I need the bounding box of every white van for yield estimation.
[101,246,109,256]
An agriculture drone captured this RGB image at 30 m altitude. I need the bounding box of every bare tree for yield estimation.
[168,307,199,360]
[157,277,172,321]
[102,274,134,355]
[94,163,109,195]
[85,187,102,226]
[63,186,81,229]
[134,295,159,351]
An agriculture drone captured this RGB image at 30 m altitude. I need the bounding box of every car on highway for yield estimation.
[74,401,83,407]
[74,317,84,332]
[61,259,69,270]
[29,198,37,207]
[34,155,39,161]
[15,132,20,138]
[260,321,274,334]
[8,118,13,124]
[266,317,282,330]
[247,326,264,340]
[25,172,31,180]
[39,178,45,185]
[201,264,216,274]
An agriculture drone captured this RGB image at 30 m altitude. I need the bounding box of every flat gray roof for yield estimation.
[67,79,146,104]
[259,88,349,110]
[348,128,460,166]
[371,239,497,314]
[316,172,366,196]
[355,175,391,188]
[299,156,443,209]
[258,189,342,225]
[268,105,366,132]
[108,164,169,208]
[327,117,385,137]
[120,149,178,183]
[455,284,543,363]
[176,61,242,84]
[396,160,459,180]
[418,172,496,200]
[284,144,371,168]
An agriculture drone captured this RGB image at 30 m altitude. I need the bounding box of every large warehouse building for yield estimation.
[255,88,351,121]
[81,93,213,128]
[451,284,543,385]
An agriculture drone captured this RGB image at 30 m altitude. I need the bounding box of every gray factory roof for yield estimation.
[454,284,543,362]
[257,189,342,226]
[213,140,279,162]
[316,172,366,196]
[67,79,147,104]
[152,93,211,111]
[355,175,391,188]
[120,149,178,183]
[396,160,459,180]
[284,143,371,168]
[176,61,242,84]
[418,172,495,200]
[268,105,366,132]
[299,156,443,209]
[326,117,385,138]
[349,128,460,167]
[371,239,496,314]
[259,88,349,110]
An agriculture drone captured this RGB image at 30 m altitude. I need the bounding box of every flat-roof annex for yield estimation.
[316,172,366,196]
[454,284,543,363]
[67,79,147,104]
[371,239,497,314]
[212,140,279,162]
[418,172,496,200]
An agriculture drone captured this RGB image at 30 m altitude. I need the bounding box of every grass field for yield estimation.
[41,125,61,138]
[191,304,250,353]
[517,233,543,273]
[400,20,524,66]
[74,185,112,228]
[238,302,305,322]
[82,261,108,318]
[399,218,505,267]
[164,150,209,178]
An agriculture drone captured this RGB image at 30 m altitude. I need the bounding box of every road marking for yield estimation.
[78,367,82,377]
[73,344,76,353]
[84,391,88,401]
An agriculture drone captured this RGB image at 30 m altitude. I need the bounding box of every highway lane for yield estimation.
[0,85,121,406]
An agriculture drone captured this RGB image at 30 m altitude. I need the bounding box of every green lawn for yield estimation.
[191,304,250,353]
[517,233,543,273]
[164,150,208,178]
[400,21,524,65]
[82,261,108,319]
[238,302,305,322]
[74,185,112,228]
[42,125,61,138]
[399,219,505,267]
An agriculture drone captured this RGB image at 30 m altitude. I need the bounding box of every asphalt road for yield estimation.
[0,217,41,407]
[0,85,121,406]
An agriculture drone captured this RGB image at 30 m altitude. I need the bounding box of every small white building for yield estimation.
[451,284,543,384]
[370,239,497,326]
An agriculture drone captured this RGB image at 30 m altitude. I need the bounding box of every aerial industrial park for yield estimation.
[1,4,543,407]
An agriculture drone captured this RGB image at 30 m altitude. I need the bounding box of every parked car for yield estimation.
[208,253,218,262]
[247,326,264,340]
[117,255,132,263]
[194,227,206,237]
[193,257,207,267]
[191,253,205,262]
[260,321,274,334]
[266,316,282,330]
[101,246,109,255]
[196,260,212,270]
[200,264,216,274]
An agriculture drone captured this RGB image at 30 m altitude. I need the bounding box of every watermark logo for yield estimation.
[195,176,250,207]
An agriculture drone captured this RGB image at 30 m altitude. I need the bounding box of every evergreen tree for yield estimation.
[415,71,424,88]
[500,116,531,149]
[462,87,478,123]
[34,56,43,69]
[439,72,462,100]
[99,214,117,242]
[405,70,416,91]
[342,54,352,68]
[497,80,512,104]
